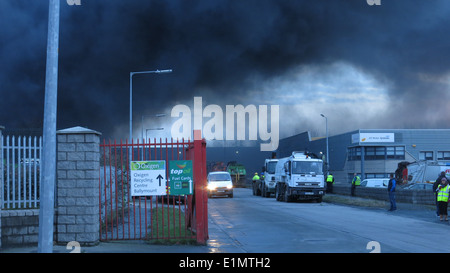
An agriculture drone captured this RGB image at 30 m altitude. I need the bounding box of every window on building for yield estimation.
[347,147,361,161]
[366,173,388,179]
[349,146,405,161]
[437,151,450,160]
[365,147,376,160]
[375,147,386,160]
[419,151,433,161]
[386,146,405,160]
[395,146,405,159]
[365,146,387,160]
[386,147,395,159]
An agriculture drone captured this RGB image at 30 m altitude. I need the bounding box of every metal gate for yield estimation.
[99,134,208,244]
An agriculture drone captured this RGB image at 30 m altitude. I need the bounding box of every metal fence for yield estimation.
[99,137,208,243]
[1,135,42,209]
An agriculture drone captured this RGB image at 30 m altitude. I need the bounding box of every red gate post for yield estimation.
[193,130,208,244]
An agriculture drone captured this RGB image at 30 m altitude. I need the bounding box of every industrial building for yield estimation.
[277,129,450,184]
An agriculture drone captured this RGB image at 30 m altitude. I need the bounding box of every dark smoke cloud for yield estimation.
[1,0,450,139]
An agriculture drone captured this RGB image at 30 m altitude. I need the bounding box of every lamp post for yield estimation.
[141,114,166,140]
[129,69,172,143]
[38,0,60,253]
[320,114,329,175]
[146,128,164,139]
[141,127,164,160]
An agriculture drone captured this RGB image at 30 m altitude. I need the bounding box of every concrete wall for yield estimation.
[332,184,435,205]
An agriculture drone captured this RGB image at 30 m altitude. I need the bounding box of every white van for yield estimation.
[207,171,234,198]
[360,178,389,188]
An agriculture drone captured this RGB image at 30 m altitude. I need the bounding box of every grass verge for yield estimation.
[147,206,197,245]
[323,194,388,208]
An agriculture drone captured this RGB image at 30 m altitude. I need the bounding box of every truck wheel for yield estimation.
[263,185,270,197]
[275,185,282,201]
[256,182,261,196]
[284,186,291,203]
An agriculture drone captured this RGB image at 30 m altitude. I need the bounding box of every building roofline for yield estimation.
[282,128,450,142]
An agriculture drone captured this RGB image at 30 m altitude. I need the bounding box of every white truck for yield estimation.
[406,161,450,184]
[254,158,279,197]
[275,151,325,202]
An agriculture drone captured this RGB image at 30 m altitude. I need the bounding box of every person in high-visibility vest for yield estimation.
[326,173,334,193]
[252,172,261,195]
[351,173,360,196]
[252,172,260,182]
[436,177,450,221]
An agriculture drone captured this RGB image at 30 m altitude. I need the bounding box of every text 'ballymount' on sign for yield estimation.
[130,161,166,196]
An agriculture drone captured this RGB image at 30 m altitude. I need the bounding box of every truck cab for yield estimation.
[261,159,278,197]
[275,151,325,202]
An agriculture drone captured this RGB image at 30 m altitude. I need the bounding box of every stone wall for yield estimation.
[1,210,39,247]
[332,184,435,205]
[0,126,102,249]
[55,127,101,246]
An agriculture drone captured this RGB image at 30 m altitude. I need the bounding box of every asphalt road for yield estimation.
[208,188,450,253]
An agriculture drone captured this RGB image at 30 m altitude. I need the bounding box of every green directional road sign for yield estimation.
[130,160,166,196]
[169,160,193,195]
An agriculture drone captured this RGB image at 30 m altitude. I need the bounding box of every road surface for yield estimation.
[208,188,450,253]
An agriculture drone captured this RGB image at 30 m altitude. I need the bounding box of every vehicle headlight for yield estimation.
[207,184,217,190]
[226,184,233,189]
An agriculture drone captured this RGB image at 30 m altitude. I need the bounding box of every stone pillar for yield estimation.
[56,126,101,246]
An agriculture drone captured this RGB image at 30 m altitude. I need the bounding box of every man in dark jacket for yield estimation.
[388,173,397,211]
[433,172,446,217]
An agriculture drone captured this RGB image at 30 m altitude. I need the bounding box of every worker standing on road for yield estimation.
[387,173,397,211]
[326,173,334,193]
[436,177,450,221]
[433,172,446,217]
[252,172,260,182]
[351,173,360,196]
[252,172,260,195]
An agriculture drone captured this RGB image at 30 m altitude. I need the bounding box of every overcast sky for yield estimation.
[1,0,450,144]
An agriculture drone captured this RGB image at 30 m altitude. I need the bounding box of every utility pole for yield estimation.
[38,0,60,253]
[129,69,172,142]
[320,114,329,175]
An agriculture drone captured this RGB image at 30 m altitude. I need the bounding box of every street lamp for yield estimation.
[145,127,165,139]
[141,114,166,140]
[142,127,164,160]
[320,114,329,174]
[129,69,172,143]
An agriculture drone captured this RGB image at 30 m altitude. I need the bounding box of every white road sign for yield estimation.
[130,161,166,196]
